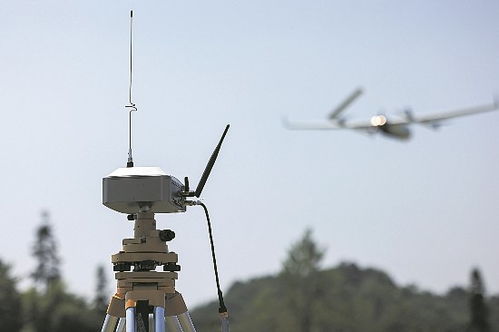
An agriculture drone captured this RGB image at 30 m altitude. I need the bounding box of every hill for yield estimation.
[192,262,499,332]
[191,230,499,332]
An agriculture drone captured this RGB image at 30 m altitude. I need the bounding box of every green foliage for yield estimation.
[489,296,499,331]
[21,281,102,332]
[468,268,490,332]
[94,265,109,315]
[20,211,105,332]
[192,263,486,332]
[0,260,23,331]
[192,230,499,332]
[279,229,325,332]
[2,223,499,332]
[31,211,61,290]
[281,228,324,278]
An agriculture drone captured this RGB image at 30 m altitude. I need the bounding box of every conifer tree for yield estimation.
[282,228,324,278]
[94,265,109,313]
[0,259,23,331]
[280,228,325,332]
[31,210,61,290]
[469,268,490,332]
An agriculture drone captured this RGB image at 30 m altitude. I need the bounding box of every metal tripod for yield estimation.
[100,212,197,332]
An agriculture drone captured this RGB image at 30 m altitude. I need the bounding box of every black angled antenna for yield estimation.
[183,125,230,197]
[195,124,230,197]
[126,10,138,168]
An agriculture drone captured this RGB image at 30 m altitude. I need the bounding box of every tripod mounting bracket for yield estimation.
[107,271,178,317]
[111,252,178,265]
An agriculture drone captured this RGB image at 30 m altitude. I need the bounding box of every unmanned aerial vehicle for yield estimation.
[284,88,499,140]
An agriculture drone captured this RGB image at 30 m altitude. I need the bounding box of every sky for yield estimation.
[1,0,499,308]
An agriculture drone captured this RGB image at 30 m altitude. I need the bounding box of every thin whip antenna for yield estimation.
[126,10,137,167]
[128,10,134,106]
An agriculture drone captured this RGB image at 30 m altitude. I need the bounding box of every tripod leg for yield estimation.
[117,318,126,332]
[153,307,165,332]
[149,314,155,332]
[126,307,136,332]
[165,316,183,332]
[177,312,197,332]
[101,314,119,332]
[220,314,230,332]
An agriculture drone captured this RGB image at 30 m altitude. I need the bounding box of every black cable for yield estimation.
[199,202,228,314]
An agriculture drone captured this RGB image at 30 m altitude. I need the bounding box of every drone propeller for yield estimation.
[183,124,230,198]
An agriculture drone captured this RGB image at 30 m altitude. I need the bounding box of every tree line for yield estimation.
[1,211,107,331]
[1,214,496,331]
[192,230,498,332]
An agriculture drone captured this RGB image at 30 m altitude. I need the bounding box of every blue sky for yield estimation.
[1,1,499,306]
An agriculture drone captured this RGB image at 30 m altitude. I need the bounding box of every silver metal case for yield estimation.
[103,167,186,214]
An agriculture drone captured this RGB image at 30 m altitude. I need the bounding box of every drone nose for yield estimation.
[370,115,387,126]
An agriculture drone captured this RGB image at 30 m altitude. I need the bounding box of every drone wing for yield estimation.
[282,117,374,131]
[328,87,363,120]
[412,100,499,124]
[283,118,342,130]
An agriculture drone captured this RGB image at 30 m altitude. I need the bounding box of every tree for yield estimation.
[23,211,105,332]
[22,281,102,332]
[94,265,109,314]
[468,268,490,332]
[31,211,61,290]
[0,259,23,331]
[280,228,325,332]
[282,228,324,278]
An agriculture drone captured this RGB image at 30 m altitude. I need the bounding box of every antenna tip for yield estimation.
[130,10,133,17]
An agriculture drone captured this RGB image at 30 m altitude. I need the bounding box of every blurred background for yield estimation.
[1,1,498,331]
